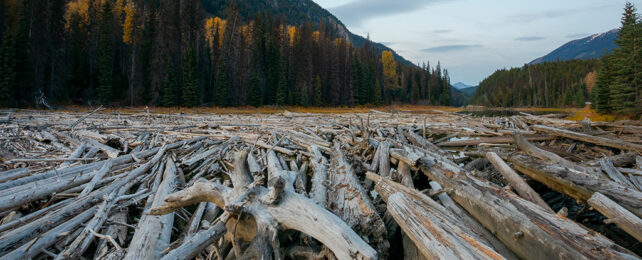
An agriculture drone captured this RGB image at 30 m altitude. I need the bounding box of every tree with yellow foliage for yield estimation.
[122,0,138,106]
[382,51,397,89]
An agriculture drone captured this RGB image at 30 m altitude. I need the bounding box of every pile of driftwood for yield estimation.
[0,108,641,260]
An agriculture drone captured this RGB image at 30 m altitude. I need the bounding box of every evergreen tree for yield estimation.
[314,75,323,107]
[248,68,262,107]
[162,62,177,107]
[97,1,114,105]
[0,35,16,107]
[352,56,363,105]
[373,80,383,106]
[216,61,228,107]
[182,46,198,107]
[610,2,639,113]
[594,55,613,112]
[439,70,451,105]
[411,80,420,103]
[276,57,287,105]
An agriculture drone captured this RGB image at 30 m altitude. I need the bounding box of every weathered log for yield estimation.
[588,192,642,242]
[368,173,504,260]
[0,168,30,184]
[429,181,519,260]
[329,142,388,257]
[438,135,553,147]
[308,146,328,206]
[404,129,451,158]
[586,152,639,168]
[600,159,638,190]
[149,149,378,260]
[486,152,553,213]
[60,142,87,168]
[0,137,203,192]
[124,157,178,260]
[533,124,642,153]
[160,213,229,260]
[418,145,639,259]
[0,145,167,256]
[1,206,97,259]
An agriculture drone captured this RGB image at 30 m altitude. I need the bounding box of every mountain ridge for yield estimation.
[530,29,618,64]
[201,0,414,65]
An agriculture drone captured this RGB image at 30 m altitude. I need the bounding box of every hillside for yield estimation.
[200,0,413,65]
[530,29,618,64]
[0,0,449,108]
[470,59,598,107]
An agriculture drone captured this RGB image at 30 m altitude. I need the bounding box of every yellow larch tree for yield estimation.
[382,51,398,89]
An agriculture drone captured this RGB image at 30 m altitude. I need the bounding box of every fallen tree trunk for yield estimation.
[588,192,642,242]
[368,173,505,260]
[417,144,639,259]
[438,135,552,147]
[533,125,642,153]
[149,149,378,260]
[124,157,178,260]
[486,152,553,213]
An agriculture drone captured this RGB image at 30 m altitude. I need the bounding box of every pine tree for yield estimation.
[411,80,420,103]
[610,2,639,114]
[97,1,114,105]
[0,35,16,107]
[373,80,383,106]
[314,75,323,107]
[439,70,451,105]
[162,62,177,107]
[352,56,363,105]
[594,55,613,112]
[216,62,228,107]
[276,57,287,105]
[182,46,198,107]
[248,69,262,107]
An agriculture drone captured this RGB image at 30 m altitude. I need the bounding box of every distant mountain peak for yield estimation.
[452,82,473,89]
[530,29,618,64]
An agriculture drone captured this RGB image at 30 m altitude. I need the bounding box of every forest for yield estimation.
[471,2,641,115]
[0,0,453,108]
[469,59,598,108]
[592,3,642,115]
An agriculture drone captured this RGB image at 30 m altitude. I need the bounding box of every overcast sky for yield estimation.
[312,0,640,85]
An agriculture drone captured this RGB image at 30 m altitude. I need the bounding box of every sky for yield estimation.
[312,0,641,85]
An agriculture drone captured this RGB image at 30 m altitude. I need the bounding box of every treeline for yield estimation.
[469,59,598,108]
[0,0,453,108]
[593,2,641,115]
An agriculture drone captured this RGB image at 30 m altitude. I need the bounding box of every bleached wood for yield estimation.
[588,192,642,242]
[486,152,553,213]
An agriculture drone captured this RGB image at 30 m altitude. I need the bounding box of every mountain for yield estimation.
[452,82,473,90]
[201,0,413,65]
[530,29,618,64]
[459,86,478,98]
[449,85,477,106]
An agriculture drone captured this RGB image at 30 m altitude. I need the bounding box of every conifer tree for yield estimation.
[162,62,177,107]
[610,2,639,113]
[594,55,613,112]
[374,80,383,105]
[314,75,323,107]
[0,35,16,107]
[248,69,261,107]
[276,57,287,105]
[182,46,198,107]
[97,1,114,105]
[216,61,228,107]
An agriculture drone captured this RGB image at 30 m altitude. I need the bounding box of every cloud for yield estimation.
[432,29,453,34]
[330,0,450,26]
[514,36,545,41]
[421,44,482,53]
[506,4,613,24]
